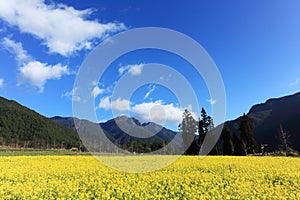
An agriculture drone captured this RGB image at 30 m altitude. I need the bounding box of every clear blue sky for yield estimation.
[0,0,300,130]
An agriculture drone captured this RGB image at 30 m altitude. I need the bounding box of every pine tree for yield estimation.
[207,116,214,130]
[232,133,243,155]
[179,109,197,155]
[198,108,219,155]
[207,117,219,155]
[200,108,209,134]
[238,114,257,155]
[221,124,233,155]
[198,119,205,148]
[198,108,208,154]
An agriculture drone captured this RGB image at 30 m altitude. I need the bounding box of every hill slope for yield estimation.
[226,92,300,151]
[0,97,80,148]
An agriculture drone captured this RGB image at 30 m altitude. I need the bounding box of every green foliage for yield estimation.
[198,120,205,147]
[200,108,209,134]
[179,109,197,155]
[0,97,81,149]
[0,149,91,156]
[124,140,167,153]
[232,133,244,155]
[221,124,233,155]
[238,114,258,154]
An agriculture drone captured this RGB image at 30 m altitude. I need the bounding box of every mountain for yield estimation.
[52,115,179,147]
[101,115,178,145]
[5,90,299,153]
[0,97,80,149]
[226,92,300,152]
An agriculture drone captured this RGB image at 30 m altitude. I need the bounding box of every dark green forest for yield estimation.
[0,97,80,149]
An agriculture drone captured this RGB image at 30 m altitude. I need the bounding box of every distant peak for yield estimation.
[114,115,131,120]
[113,115,141,126]
[142,122,151,126]
[51,116,64,119]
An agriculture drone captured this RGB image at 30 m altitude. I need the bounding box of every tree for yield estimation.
[198,108,209,154]
[198,119,205,148]
[207,117,219,155]
[238,114,257,155]
[200,108,209,134]
[278,124,292,156]
[232,133,243,156]
[221,124,233,155]
[179,109,197,155]
[207,116,214,130]
[198,108,219,155]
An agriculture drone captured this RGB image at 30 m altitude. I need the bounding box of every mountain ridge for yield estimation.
[226,92,300,151]
[52,115,178,146]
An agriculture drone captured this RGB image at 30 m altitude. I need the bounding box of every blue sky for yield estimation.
[0,0,300,131]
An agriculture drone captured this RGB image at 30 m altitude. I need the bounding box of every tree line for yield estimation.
[179,108,258,156]
[179,108,299,156]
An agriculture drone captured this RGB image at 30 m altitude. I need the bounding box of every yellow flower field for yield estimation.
[0,156,299,199]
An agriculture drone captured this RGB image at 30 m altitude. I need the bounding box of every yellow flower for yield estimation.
[0,156,299,199]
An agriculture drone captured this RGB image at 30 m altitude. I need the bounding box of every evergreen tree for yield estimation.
[238,114,257,155]
[200,108,209,134]
[207,116,214,130]
[198,108,208,155]
[198,119,205,148]
[221,124,233,155]
[179,109,197,155]
[198,108,219,155]
[198,108,209,154]
[232,133,243,155]
[207,117,219,155]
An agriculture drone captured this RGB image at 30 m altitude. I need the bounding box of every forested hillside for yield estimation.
[226,92,300,151]
[0,97,80,149]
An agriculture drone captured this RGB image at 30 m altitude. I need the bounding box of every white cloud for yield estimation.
[207,99,217,105]
[91,85,104,98]
[97,96,197,125]
[0,78,4,88]
[98,96,111,110]
[62,87,81,102]
[129,64,143,75]
[98,96,130,111]
[118,64,144,76]
[131,100,183,125]
[1,38,71,92]
[143,84,156,100]
[2,37,31,64]
[159,74,172,81]
[18,61,69,92]
[0,0,126,56]
[111,98,131,111]
[290,77,300,86]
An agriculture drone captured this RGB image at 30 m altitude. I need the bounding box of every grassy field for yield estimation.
[0,155,299,199]
[0,149,90,156]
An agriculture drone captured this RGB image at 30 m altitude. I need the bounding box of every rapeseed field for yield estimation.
[0,156,299,199]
